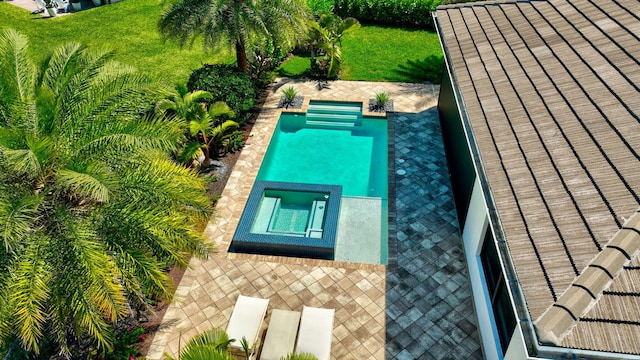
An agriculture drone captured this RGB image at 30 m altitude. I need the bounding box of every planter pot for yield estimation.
[71,1,81,11]
[46,7,57,16]
[91,0,100,5]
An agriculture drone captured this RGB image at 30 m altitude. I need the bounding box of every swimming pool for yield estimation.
[257,109,388,198]
[232,101,388,263]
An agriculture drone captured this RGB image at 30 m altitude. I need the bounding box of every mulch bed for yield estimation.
[135,88,267,357]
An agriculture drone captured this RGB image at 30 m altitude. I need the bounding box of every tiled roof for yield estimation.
[436,0,640,355]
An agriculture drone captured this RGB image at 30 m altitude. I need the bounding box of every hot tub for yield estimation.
[231,181,341,259]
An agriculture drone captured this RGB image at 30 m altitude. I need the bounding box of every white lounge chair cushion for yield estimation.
[226,295,270,350]
[295,306,335,360]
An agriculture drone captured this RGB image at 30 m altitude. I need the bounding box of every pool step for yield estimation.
[307,103,361,116]
[305,112,361,128]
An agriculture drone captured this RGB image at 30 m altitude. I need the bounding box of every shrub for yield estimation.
[248,39,289,89]
[187,64,256,123]
[307,0,334,15]
[334,0,439,29]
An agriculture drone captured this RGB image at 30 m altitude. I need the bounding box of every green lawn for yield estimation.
[1,1,443,84]
[277,25,444,83]
[0,0,233,84]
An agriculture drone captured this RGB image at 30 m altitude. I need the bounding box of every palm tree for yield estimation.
[155,84,214,126]
[308,13,360,78]
[157,0,310,74]
[164,327,319,360]
[165,328,233,360]
[155,87,237,166]
[186,101,238,165]
[0,29,214,356]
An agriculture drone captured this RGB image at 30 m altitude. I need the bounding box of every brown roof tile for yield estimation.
[437,0,640,355]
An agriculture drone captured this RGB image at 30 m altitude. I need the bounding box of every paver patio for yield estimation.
[147,79,481,360]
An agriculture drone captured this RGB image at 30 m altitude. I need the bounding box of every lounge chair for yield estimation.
[295,306,335,360]
[225,295,270,359]
[260,309,301,360]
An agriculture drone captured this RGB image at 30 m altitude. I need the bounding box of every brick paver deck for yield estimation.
[147,79,482,360]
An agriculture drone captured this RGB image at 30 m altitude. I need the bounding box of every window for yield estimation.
[481,228,517,355]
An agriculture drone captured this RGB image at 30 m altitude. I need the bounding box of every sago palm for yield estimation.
[186,101,238,165]
[0,29,214,356]
[158,0,310,73]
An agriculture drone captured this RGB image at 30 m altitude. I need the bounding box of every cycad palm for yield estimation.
[0,29,214,356]
[158,0,310,73]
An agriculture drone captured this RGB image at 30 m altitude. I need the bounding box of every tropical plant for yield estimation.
[164,327,319,360]
[0,29,214,357]
[155,84,214,126]
[373,92,390,111]
[307,13,360,79]
[183,101,238,165]
[306,0,334,16]
[157,0,311,74]
[280,352,319,360]
[280,86,299,108]
[222,130,251,154]
[164,328,233,360]
[247,40,287,89]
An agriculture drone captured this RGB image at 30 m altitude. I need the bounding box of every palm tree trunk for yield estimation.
[201,133,211,165]
[235,40,248,74]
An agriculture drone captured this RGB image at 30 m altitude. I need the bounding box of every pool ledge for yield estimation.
[231,181,342,260]
[284,97,388,118]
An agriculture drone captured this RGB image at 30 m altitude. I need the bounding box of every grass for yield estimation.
[0,0,234,84]
[276,25,444,83]
[1,2,442,84]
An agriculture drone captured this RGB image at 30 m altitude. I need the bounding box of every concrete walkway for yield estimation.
[146,79,482,359]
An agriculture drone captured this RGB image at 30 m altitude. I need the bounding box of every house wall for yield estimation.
[462,180,502,360]
[438,64,530,360]
[438,70,476,226]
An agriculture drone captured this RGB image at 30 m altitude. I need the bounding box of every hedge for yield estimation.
[333,0,477,29]
[334,0,439,29]
[187,64,256,123]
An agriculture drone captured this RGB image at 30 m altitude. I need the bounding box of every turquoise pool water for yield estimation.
[257,113,388,199]
[248,101,388,264]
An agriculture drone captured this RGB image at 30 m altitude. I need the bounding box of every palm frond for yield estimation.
[63,218,127,322]
[2,148,41,177]
[56,167,111,204]
[7,239,51,354]
[184,327,231,351]
[178,141,204,163]
[208,101,234,119]
[181,347,234,360]
[280,352,319,360]
[0,29,35,112]
[209,120,238,139]
[0,192,40,252]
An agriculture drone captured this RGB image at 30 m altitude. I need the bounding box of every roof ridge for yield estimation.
[534,209,640,345]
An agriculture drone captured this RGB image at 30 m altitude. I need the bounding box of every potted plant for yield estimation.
[70,0,81,11]
[43,0,57,17]
[370,92,393,112]
[279,86,302,109]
